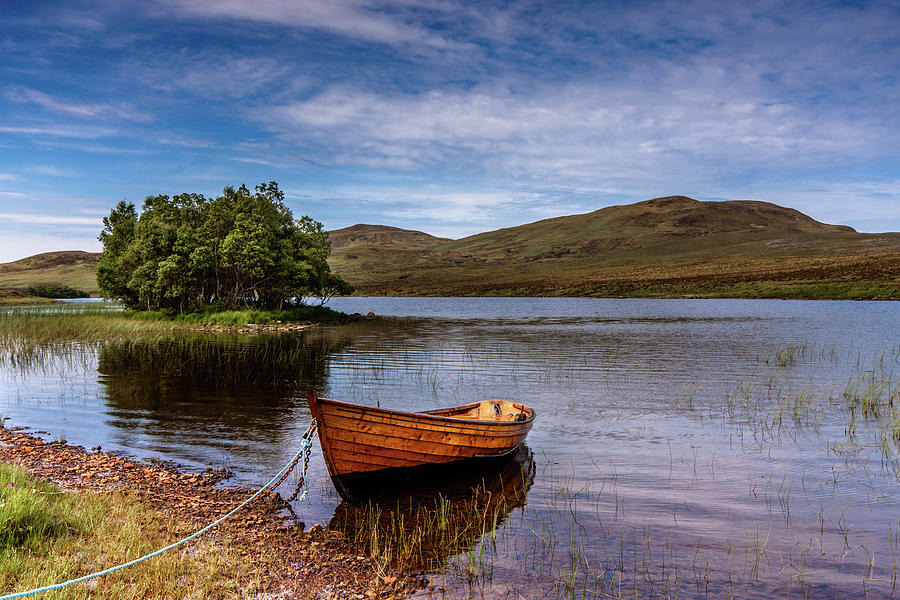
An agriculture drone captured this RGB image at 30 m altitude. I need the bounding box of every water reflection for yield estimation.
[330,445,534,573]
[93,332,360,466]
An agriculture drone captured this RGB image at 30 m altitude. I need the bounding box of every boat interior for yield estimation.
[423,400,533,422]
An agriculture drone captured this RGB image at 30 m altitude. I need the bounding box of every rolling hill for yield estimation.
[2,196,899,300]
[0,251,100,296]
[328,196,900,298]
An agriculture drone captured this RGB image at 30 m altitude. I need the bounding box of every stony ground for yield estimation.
[0,424,424,599]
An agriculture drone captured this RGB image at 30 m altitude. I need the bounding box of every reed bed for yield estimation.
[0,307,182,350]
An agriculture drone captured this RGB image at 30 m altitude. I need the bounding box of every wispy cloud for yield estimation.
[6,87,149,121]
[128,53,294,100]
[1,0,899,246]
[160,0,471,51]
[25,165,79,177]
[0,212,101,226]
[0,124,119,139]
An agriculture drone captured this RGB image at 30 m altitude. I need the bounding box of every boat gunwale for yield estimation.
[313,395,537,429]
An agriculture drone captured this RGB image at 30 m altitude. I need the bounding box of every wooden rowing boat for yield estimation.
[306,391,536,502]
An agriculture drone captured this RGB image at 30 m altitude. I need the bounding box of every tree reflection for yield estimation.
[96,331,349,451]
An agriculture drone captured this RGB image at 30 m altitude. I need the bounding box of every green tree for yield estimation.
[97,182,351,311]
[96,200,139,307]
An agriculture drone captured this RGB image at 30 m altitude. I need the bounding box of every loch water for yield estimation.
[2,298,899,598]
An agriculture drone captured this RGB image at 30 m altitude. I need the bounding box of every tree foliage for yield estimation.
[24,285,90,299]
[97,183,353,311]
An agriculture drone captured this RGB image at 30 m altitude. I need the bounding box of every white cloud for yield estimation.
[262,78,891,189]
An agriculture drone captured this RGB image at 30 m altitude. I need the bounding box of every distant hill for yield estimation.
[329,224,451,250]
[328,196,900,299]
[0,251,100,295]
[442,196,856,260]
[3,197,899,300]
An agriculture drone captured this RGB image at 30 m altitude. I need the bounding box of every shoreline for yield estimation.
[0,424,420,599]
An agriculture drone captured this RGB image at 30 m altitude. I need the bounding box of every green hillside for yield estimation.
[0,251,100,297]
[328,196,900,299]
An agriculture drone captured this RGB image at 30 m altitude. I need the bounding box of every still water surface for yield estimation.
[2,298,899,598]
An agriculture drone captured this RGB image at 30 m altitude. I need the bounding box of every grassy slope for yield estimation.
[0,251,99,296]
[328,196,900,299]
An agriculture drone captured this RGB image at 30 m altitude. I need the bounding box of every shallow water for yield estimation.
[2,298,899,598]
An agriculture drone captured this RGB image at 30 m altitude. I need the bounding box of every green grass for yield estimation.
[0,464,76,551]
[0,464,261,599]
[0,308,187,352]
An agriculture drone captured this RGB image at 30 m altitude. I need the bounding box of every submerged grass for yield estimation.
[0,463,260,599]
[331,484,522,578]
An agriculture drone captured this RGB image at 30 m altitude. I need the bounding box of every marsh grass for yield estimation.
[0,304,346,361]
[0,307,179,349]
[0,312,350,395]
[417,345,900,600]
[0,464,261,599]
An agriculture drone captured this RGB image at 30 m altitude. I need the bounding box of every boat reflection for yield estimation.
[329,445,534,573]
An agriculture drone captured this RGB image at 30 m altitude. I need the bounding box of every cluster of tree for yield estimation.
[25,285,90,299]
[97,182,353,312]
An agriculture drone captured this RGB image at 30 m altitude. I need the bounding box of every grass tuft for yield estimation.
[0,464,76,551]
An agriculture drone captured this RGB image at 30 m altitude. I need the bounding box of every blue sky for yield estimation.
[1,0,899,262]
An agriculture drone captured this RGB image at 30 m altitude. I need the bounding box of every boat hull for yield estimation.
[307,392,535,502]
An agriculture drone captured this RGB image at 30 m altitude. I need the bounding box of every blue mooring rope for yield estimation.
[0,424,317,600]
